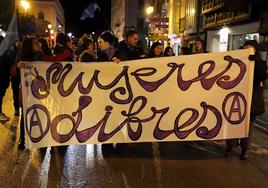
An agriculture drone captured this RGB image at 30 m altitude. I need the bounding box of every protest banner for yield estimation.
[20,49,254,149]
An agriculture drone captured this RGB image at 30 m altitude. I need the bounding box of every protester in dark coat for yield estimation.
[9,40,22,116]
[181,47,192,55]
[115,29,145,61]
[225,40,267,160]
[54,33,73,61]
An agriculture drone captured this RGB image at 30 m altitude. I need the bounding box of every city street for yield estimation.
[0,86,268,188]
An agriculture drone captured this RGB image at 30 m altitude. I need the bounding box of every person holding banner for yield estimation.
[225,40,267,160]
[17,37,42,149]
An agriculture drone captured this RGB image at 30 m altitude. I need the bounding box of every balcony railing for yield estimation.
[179,17,185,33]
[204,11,250,28]
[202,0,224,14]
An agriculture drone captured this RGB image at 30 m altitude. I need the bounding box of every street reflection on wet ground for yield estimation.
[0,88,268,188]
[0,127,268,188]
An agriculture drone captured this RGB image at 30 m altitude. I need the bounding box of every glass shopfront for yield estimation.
[232,33,260,50]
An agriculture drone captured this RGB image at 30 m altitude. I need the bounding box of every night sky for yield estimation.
[59,0,111,38]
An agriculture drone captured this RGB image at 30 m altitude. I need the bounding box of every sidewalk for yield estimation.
[254,89,268,133]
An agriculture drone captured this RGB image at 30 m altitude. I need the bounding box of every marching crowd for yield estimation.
[0,29,267,160]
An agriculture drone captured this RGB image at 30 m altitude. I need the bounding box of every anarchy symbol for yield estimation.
[26,104,51,142]
[222,92,247,124]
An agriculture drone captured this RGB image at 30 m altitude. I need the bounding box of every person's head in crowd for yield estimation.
[56,32,69,47]
[0,35,4,45]
[20,37,42,61]
[38,38,52,56]
[126,29,138,47]
[149,42,163,58]
[242,40,260,55]
[195,38,206,53]
[164,46,175,56]
[79,34,90,46]
[82,38,94,51]
[98,31,118,50]
[71,41,78,52]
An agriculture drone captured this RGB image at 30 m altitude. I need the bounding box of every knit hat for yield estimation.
[99,31,117,46]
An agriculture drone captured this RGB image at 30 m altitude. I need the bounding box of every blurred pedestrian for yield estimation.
[164,46,175,56]
[71,41,78,54]
[9,40,22,117]
[54,33,73,61]
[194,38,207,54]
[38,38,52,57]
[224,40,267,160]
[38,37,72,61]
[181,47,192,55]
[147,42,163,58]
[75,34,90,61]
[80,38,97,62]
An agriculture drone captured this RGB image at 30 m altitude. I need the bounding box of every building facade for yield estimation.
[16,0,65,34]
[202,0,258,52]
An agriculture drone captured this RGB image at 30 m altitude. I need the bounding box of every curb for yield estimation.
[254,119,268,134]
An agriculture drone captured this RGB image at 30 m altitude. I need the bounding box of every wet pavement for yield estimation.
[0,87,268,188]
[255,89,268,133]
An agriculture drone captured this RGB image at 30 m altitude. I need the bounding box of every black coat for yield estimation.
[115,41,145,61]
[249,55,267,86]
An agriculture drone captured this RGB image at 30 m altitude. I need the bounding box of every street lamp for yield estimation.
[146,6,154,15]
[67,32,72,38]
[146,6,154,49]
[20,0,30,12]
[48,24,52,30]
[47,24,53,48]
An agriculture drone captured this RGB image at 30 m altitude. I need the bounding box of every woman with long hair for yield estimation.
[147,42,163,58]
[38,38,52,57]
[194,38,207,54]
[17,37,42,149]
[79,38,97,62]
[164,46,175,56]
